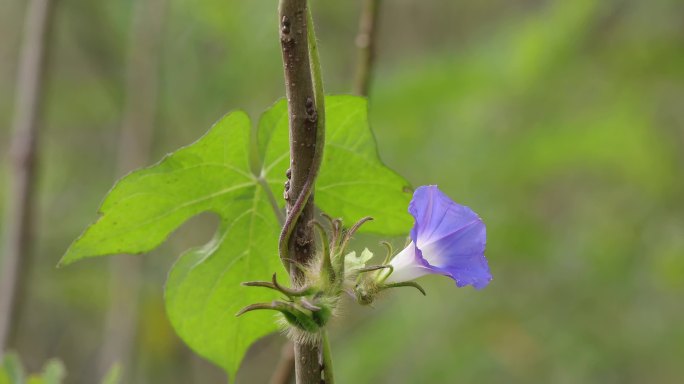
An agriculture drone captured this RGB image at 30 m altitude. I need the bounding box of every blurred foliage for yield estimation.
[0,354,122,384]
[0,353,65,384]
[0,0,683,383]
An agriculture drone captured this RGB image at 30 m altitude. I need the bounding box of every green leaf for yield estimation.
[0,356,65,384]
[61,112,285,376]
[0,353,25,384]
[60,111,258,263]
[27,359,66,384]
[164,184,282,375]
[99,363,121,384]
[61,95,411,377]
[259,95,413,234]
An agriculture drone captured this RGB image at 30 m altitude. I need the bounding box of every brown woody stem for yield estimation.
[277,1,327,383]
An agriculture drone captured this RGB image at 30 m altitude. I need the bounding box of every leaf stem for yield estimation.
[307,8,325,122]
[321,330,335,384]
[258,177,285,225]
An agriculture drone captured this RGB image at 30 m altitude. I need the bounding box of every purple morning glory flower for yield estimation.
[385,185,491,289]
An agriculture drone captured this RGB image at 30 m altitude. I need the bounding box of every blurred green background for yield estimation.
[1,0,683,383]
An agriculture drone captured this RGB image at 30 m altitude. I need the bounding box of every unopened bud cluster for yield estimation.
[237,215,424,344]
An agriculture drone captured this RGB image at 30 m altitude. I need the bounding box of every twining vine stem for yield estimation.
[277,0,328,383]
[277,4,326,278]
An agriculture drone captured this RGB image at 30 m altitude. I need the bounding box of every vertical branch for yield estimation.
[279,0,317,279]
[0,0,56,352]
[277,1,326,383]
[97,0,167,378]
[353,0,382,96]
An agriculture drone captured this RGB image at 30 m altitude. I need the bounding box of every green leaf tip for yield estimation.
[59,110,255,267]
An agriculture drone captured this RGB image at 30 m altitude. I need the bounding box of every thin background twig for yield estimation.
[354,0,382,96]
[0,0,56,352]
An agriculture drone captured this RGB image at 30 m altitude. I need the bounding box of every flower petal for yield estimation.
[409,186,481,248]
[345,248,374,273]
[385,242,432,283]
[397,185,491,288]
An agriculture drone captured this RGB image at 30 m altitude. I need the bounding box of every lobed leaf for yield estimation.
[61,112,284,375]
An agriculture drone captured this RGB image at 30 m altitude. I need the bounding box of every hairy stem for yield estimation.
[354,0,382,96]
[0,0,55,351]
[277,1,326,383]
